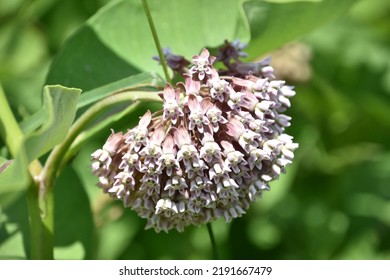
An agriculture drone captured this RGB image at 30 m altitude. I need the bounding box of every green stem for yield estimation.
[41,91,161,193]
[142,0,171,84]
[27,183,54,259]
[0,84,50,259]
[59,102,141,171]
[0,84,24,157]
[207,223,219,259]
[0,86,44,177]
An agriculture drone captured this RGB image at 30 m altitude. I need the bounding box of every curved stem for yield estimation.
[41,91,161,192]
[142,0,171,84]
[59,101,141,172]
[207,223,219,260]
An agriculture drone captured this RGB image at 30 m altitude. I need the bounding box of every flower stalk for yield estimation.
[41,91,162,191]
[207,223,219,259]
[0,84,24,157]
[142,0,172,84]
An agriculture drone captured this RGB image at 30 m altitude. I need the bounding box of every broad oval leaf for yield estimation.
[46,0,355,92]
[46,0,247,90]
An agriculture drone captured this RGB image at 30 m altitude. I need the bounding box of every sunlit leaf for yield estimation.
[77,72,164,108]
[46,0,355,92]
[20,85,81,161]
[46,0,247,89]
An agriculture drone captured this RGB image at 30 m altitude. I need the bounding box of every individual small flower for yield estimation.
[226,116,260,153]
[188,193,209,214]
[92,46,298,232]
[175,126,198,163]
[227,89,245,111]
[206,105,228,132]
[139,126,164,165]
[190,176,212,196]
[162,84,184,124]
[221,141,247,173]
[164,175,188,196]
[125,111,152,151]
[185,157,208,179]
[208,78,229,102]
[189,48,217,80]
[200,132,222,163]
[187,94,212,133]
[139,174,161,196]
[119,152,140,173]
[248,148,270,170]
[159,135,180,176]
[209,162,230,184]
[91,131,125,176]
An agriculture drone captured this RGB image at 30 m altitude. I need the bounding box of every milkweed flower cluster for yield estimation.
[91,42,298,232]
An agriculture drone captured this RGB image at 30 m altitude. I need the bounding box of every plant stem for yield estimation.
[59,102,141,171]
[0,84,24,157]
[207,223,219,260]
[27,183,54,259]
[0,84,43,176]
[0,84,51,259]
[142,0,171,84]
[41,91,161,193]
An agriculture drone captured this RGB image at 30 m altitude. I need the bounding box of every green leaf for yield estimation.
[0,196,29,259]
[77,72,164,108]
[46,0,248,89]
[20,85,81,161]
[54,166,94,259]
[46,0,355,92]
[243,0,356,56]
[0,152,30,209]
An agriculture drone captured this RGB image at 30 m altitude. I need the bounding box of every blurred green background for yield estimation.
[1,0,390,259]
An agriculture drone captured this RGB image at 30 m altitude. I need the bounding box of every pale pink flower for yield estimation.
[162,84,183,124]
[187,94,212,133]
[91,47,298,232]
[189,48,217,80]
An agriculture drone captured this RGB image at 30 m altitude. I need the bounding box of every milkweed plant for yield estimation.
[5,0,355,260]
[91,44,298,233]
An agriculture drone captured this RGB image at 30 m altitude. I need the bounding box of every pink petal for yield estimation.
[199,48,210,59]
[139,110,152,128]
[173,126,191,148]
[225,117,245,139]
[150,125,165,145]
[162,134,175,153]
[163,84,176,102]
[200,97,213,113]
[188,93,201,112]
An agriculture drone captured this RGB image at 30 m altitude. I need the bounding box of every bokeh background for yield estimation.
[1,0,390,259]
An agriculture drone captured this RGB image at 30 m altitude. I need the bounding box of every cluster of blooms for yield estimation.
[91,41,298,232]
